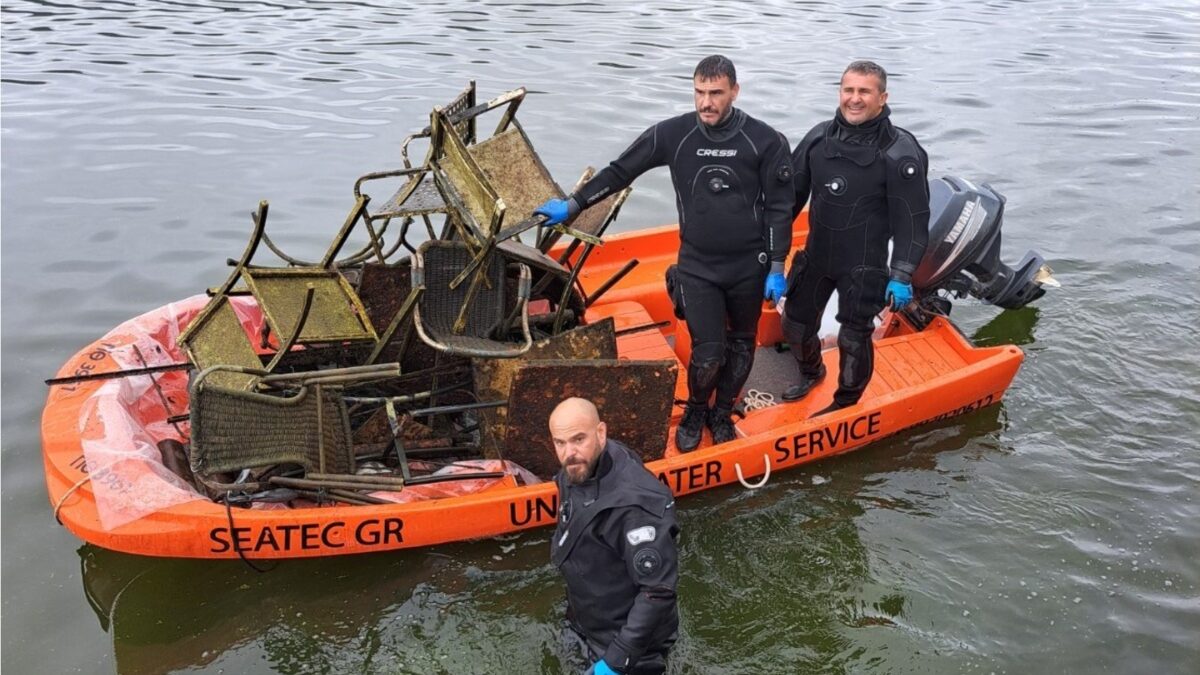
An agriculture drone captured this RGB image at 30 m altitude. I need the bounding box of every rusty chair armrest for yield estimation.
[353,167,430,199]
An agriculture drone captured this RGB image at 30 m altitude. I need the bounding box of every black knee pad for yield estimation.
[690,340,725,365]
[722,337,755,382]
[687,354,723,406]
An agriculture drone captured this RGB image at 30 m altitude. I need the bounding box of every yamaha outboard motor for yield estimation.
[908,176,1056,323]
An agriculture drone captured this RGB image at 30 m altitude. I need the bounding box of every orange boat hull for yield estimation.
[41,223,1024,559]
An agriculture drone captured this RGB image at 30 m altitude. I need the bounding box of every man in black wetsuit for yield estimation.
[536,55,795,452]
[783,60,930,415]
[548,397,680,675]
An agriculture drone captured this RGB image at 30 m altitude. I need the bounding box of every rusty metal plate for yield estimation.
[501,358,677,479]
[357,262,422,365]
[472,319,617,456]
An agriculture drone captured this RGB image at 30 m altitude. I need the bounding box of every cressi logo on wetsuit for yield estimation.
[573,108,794,279]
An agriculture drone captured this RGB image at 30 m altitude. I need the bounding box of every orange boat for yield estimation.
[41,174,1054,559]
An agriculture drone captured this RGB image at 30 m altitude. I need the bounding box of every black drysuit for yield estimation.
[572,109,795,414]
[785,106,930,406]
[552,440,680,674]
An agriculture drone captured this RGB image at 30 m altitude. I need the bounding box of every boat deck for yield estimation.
[590,299,985,452]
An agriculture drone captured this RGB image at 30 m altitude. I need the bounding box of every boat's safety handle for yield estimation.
[735,454,771,489]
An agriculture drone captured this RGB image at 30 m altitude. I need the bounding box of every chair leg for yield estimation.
[453,263,489,334]
[366,288,422,365]
[319,194,370,268]
[383,399,412,481]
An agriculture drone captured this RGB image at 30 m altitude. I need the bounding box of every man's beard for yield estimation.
[564,458,593,485]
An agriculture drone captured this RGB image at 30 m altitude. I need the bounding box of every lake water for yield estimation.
[3,1,1199,673]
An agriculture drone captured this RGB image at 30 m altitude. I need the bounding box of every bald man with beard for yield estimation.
[548,398,680,675]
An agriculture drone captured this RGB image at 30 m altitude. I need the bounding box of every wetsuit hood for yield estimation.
[697,106,747,142]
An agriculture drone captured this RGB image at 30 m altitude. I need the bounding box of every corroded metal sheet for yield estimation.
[352,406,440,449]
[357,262,423,365]
[502,359,677,479]
[472,319,617,456]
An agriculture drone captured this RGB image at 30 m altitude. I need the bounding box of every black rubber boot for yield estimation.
[832,325,874,408]
[706,407,737,444]
[811,398,849,415]
[675,404,708,452]
[781,316,826,402]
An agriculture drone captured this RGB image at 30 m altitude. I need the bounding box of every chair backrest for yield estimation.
[179,297,263,391]
[432,108,505,245]
[538,167,631,253]
[189,370,355,480]
[467,121,562,230]
[412,240,532,357]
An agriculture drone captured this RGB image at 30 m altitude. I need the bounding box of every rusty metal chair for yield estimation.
[188,362,400,493]
[350,83,479,261]
[180,200,407,375]
[411,239,532,358]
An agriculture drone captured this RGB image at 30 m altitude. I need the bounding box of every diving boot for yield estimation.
[782,364,826,402]
[811,400,848,418]
[675,405,708,452]
[707,408,738,445]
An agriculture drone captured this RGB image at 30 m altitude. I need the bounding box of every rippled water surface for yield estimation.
[3,1,1199,673]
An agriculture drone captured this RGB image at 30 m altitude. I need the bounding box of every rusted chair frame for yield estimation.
[411,239,533,358]
[239,195,380,348]
[180,202,316,382]
[181,198,382,374]
[321,82,480,265]
[189,362,400,492]
[539,185,632,333]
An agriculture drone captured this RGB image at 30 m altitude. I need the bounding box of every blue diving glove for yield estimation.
[534,198,572,226]
[764,271,787,306]
[886,278,913,310]
[591,659,618,675]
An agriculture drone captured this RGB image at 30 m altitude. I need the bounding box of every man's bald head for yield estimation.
[549,397,607,484]
[550,397,600,430]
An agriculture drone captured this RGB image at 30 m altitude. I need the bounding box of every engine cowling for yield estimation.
[911,176,1054,311]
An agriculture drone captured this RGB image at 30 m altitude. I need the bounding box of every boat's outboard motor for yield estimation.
[909,176,1055,321]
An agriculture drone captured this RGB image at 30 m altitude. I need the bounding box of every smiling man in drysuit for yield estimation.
[535,55,795,452]
[783,60,930,415]
[548,397,680,675]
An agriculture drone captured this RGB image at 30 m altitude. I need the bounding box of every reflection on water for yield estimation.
[79,410,1005,675]
[5,0,1200,672]
[972,305,1041,347]
[80,539,570,674]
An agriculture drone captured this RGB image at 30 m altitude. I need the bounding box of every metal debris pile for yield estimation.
[168,83,677,505]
